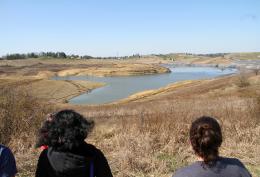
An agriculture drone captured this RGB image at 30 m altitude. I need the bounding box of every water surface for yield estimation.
[53,66,236,104]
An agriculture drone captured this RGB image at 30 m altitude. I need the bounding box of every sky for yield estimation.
[0,0,259,57]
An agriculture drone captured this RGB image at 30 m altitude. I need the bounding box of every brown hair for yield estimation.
[190,116,222,165]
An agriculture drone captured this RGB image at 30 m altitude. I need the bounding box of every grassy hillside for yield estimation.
[0,58,170,77]
[0,72,259,177]
[0,57,259,176]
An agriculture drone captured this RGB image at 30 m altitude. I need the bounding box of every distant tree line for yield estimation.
[2,52,69,60]
[0,52,231,60]
[0,52,99,60]
[0,52,143,60]
[40,52,67,58]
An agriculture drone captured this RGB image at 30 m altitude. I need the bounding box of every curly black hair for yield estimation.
[36,109,94,151]
[190,116,222,166]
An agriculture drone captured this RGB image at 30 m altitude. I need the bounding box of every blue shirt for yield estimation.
[173,157,251,177]
[0,144,17,177]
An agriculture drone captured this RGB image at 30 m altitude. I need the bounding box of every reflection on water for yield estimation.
[53,66,236,104]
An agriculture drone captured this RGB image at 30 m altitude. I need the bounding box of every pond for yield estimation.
[53,66,236,104]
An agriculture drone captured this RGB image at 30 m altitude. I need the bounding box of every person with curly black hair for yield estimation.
[35,109,113,177]
[172,116,251,177]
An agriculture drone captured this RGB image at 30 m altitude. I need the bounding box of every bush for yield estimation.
[237,73,250,87]
[0,86,55,151]
[253,68,260,76]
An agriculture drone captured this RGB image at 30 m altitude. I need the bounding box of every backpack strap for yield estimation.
[90,160,94,177]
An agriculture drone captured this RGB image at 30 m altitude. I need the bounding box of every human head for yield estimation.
[36,109,94,150]
[189,116,222,165]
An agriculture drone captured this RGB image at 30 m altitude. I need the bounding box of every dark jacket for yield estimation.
[36,142,113,177]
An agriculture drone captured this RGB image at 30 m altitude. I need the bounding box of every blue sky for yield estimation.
[0,0,259,57]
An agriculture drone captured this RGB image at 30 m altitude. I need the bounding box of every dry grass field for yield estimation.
[0,58,170,77]
[0,76,105,102]
[0,57,260,177]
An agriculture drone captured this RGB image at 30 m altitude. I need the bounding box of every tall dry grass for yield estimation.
[0,87,259,176]
[88,97,260,177]
[0,86,55,176]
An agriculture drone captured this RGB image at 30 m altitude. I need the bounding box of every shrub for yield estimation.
[0,86,55,151]
[237,73,250,87]
[253,68,260,76]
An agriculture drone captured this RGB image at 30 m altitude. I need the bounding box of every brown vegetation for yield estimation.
[0,76,105,103]
[253,68,260,76]
[88,97,260,177]
[0,58,170,78]
[0,87,55,150]
[237,73,251,88]
[0,57,260,176]
[0,72,259,177]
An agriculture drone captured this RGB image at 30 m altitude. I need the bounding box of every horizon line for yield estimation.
[1,51,260,58]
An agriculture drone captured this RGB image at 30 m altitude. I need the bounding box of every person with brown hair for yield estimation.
[172,116,251,177]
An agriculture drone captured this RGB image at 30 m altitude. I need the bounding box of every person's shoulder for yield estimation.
[38,148,48,159]
[0,144,9,152]
[84,143,100,151]
[219,157,246,168]
[83,143,104,156]
[0,143,6,149]
[0,144,8,153]
[0,144,17,176]
[0,144,14,158]
[219,157,252,177]
[172,162,201,177]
